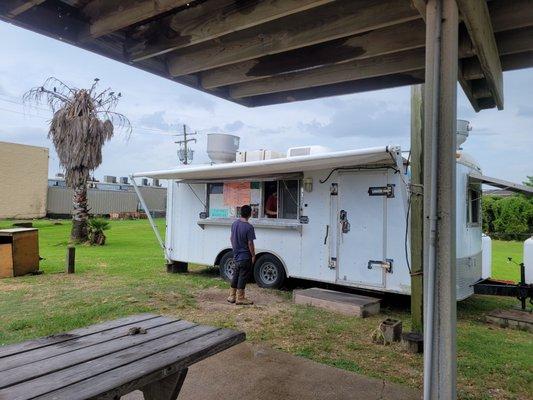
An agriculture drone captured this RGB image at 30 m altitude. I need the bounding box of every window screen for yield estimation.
[279,180,300,219]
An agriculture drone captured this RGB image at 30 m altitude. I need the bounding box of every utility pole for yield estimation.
[410,84,424,336]
[174,124,197,165]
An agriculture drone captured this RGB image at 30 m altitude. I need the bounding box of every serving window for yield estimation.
[206,179,300,220]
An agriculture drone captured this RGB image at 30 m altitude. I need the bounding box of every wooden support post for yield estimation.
[66,246,75,274]
[410,84,424,335]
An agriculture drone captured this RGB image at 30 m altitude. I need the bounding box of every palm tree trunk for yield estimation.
[71,183,88,242]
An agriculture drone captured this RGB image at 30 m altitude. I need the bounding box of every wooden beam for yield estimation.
[410,0,426,22]
[248,70,425,107]
[457,0,504,109]
[167,0,421,76]
[82,0,191,39]
[489,0,533,33]
[410,84,424,335]
[230,48,426,98]
[499,51,533,74]
[3,0,45,17]
[201,20,426,89]
[202,13,533,90]
[228,21,533,99]
[128,0,336,61]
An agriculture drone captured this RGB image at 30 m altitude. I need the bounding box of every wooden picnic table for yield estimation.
[0,314,245,400]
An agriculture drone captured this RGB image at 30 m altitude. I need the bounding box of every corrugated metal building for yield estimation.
[0,141,49,219]
[47,183,166,217]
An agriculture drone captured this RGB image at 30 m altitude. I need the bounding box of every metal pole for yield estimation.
[183,124,188,165]
[130,175,169,260]
[423,1,458,399]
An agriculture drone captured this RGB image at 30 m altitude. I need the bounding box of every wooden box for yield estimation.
[0,228,40,278]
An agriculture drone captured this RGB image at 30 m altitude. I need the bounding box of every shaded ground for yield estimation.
[0,219,531,400]
[123,343,420,400]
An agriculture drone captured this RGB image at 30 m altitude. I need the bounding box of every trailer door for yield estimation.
[337,171,386,287]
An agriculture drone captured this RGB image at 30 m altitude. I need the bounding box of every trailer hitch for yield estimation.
[473,258,533,310]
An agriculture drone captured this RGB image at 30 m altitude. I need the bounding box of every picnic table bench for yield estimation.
[0,314,245,400]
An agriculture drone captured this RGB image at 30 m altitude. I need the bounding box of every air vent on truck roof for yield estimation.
[287,145,331,157]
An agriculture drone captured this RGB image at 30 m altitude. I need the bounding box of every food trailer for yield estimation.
[133,143,491,300]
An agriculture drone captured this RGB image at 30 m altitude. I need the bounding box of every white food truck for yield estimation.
[131,124,533,300]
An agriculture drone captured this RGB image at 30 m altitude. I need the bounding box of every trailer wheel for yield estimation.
[254,254,286,289]
[219,251,236,283]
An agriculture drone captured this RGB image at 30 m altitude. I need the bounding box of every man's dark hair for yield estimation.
[240,205,252,218]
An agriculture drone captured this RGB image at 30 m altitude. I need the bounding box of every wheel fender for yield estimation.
[214,248,232,266]
[255,249,289,277]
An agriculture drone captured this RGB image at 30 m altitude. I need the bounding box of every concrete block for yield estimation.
[485,309,533,333]
[402,332,423,353]
[293,287,380,317]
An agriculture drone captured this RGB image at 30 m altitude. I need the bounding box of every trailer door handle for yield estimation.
[339,210,350,233]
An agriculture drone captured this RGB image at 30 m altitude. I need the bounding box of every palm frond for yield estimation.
[23,78,131,187]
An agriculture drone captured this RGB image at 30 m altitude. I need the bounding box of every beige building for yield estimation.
[0,141,49,219]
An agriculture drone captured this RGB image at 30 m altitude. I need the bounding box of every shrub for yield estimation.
[87,218,111,245]
[482,195,533,241]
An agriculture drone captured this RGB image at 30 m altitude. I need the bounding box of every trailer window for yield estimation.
[467,186,481,225]
[263,180,300,219]
[279,180,300,219]
[207,181,261,218]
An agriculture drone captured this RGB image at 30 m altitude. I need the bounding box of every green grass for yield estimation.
[0,220,531,400]
[491,240,525,281]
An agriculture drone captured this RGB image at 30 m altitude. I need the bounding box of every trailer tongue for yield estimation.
[471,175,533,309]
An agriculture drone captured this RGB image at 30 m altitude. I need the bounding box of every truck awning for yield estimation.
[469,172,533,196]
[132,146,399,181]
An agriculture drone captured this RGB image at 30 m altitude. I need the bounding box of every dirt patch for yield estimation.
[195,285,286,311]
[187,285,292,333]
[0,281,30,292]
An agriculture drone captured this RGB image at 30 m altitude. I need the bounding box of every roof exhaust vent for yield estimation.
[207,133,240,164]
[457,119,471,150]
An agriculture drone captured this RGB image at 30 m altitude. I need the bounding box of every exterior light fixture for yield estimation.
[303,177,313,192]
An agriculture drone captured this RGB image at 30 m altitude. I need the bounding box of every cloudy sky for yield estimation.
[0,22,531,183]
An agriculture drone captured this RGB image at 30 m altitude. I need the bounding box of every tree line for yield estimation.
[482,176,533,241]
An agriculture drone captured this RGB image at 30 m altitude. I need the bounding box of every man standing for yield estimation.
[228,205,255,305]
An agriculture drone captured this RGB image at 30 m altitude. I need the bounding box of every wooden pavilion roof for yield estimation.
[1,0,532,110]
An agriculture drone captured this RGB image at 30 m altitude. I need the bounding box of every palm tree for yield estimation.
[24,77,130,242]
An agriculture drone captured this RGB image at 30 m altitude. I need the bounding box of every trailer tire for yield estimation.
[219,251,236,283]
[254,254,286,289]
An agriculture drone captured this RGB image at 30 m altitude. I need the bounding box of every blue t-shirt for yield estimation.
[231,219,256,262]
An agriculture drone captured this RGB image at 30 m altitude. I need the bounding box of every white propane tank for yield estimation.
[524,236,533,284]
[207,134,240,164]
[481,234,492,279]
